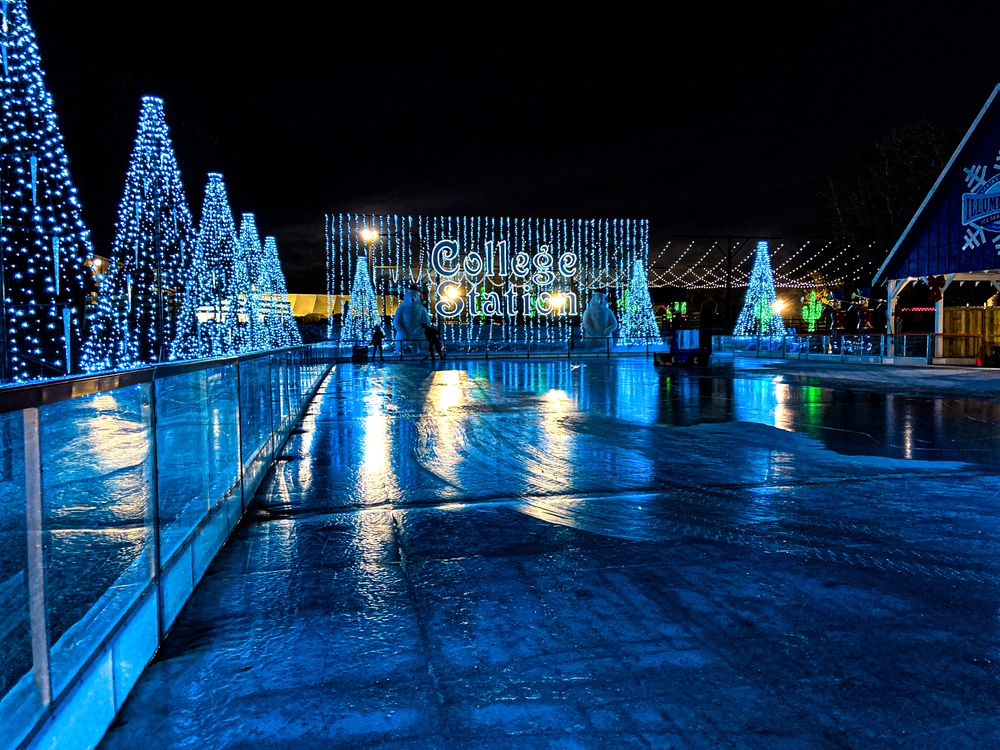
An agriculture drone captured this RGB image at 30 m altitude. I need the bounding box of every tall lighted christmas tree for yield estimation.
[340,255,380,344]
[0,0,93,381]
[617,259,661,344]
[734,241,787,336]
[236,213,267,350]
[171,173,247,359]
[82,96,195,372]
[262,235,301,347]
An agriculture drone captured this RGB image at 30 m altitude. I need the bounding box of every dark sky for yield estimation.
[25,2,1000,293]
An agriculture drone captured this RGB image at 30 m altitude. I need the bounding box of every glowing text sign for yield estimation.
[430,239,578,318]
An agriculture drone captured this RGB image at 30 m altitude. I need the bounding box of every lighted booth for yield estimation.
[875,84,1000,364]
[325,215,661,352]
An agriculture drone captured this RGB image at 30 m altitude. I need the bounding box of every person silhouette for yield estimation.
[371,325,385,362]
[420,323,444,362]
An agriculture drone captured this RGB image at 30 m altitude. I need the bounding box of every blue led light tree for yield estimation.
[81,96,195,372]
[340,255,380,345]
[237,213,267,350]
[171,174,248,359]
[262,235,301,347]
[0,0,93,381]
[734,241,787,336]
[617,259,661,345]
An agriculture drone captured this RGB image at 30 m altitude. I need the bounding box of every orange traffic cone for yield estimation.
[977,357,983,366]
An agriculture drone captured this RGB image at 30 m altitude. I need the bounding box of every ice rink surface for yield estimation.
[99,359,1000,749]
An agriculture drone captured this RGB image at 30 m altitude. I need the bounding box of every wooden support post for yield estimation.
[886,278,912,357]
[934,274,957,359]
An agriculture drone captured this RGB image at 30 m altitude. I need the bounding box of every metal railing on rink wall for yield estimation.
[712,333,987,364]
[341,335,674,360]
[0,342,336,750]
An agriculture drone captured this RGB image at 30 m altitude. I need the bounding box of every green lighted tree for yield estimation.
[734,241,787,336]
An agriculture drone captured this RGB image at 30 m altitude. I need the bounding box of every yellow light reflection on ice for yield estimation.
[773,382,794,432]
[296,420,315,490]
[431,369,465,411]
[363,414,388,471]
[420,370,469,496]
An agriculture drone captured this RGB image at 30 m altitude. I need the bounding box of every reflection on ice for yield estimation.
[428,369,466,412]
[289,359,1000,525]
[363,415,388,471]
[90,355,1000,750]
[733,377,796,431]
[257,358,1000,560]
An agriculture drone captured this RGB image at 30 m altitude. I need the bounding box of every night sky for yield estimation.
[25,2,1000,293]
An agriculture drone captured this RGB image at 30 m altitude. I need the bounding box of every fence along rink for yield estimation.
[0,346,330,750]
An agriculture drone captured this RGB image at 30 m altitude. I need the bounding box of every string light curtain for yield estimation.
[326,215,647,346]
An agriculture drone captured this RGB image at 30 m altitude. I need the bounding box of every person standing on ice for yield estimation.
[420,323,444,362]
[370,324,385,362]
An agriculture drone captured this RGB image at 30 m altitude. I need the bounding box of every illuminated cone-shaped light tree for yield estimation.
[237,213,268,350]
[82,96,195,372]
[0,0,93,381]
[734,241,787,336]
[617,259,661,345]
[171,173,247,359]
[262,235,301,347]
[340,255,380,344]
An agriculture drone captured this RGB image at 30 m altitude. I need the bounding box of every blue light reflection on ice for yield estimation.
[253,358,1000,567]
[284,361,1000,532]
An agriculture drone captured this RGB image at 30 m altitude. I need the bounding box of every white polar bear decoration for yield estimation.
[581,291,618,345]
[393,287,430,351]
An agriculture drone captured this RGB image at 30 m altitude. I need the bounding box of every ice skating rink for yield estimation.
[99,359,1000,749]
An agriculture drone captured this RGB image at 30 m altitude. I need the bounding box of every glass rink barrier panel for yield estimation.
[366,332,670,360]
[0,345,330,750]
[713,334,948,364]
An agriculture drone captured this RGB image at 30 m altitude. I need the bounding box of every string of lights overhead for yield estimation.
[650,239,861,289]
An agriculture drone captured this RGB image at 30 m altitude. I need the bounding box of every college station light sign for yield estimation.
[429,238,579,318]
[325,214,648,343]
